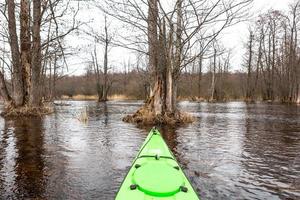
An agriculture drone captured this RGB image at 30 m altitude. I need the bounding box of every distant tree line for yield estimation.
[244,2,300,103]
[53,69,245,101]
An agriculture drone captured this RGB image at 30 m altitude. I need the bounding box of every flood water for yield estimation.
[0,101,299,200]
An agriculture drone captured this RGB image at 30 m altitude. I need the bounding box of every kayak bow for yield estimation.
[115,128,199,200]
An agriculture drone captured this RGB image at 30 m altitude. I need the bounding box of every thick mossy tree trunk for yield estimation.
[123,0,193,125]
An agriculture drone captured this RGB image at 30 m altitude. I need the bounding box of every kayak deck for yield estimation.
[115,128,199,200]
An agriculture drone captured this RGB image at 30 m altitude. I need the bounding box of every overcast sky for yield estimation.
[67,0,295,75]
[222,0,294,72]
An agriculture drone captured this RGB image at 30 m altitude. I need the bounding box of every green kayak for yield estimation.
[115,128,199,200]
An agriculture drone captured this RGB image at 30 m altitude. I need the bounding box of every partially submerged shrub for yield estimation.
[1,103,54,118]
[123,106,195,125]
[78,106,88,123]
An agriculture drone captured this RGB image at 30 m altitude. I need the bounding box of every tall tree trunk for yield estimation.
[198,54,203,98]
[8,0,24,106]
[166,0,182,113]
[246,31,253,101]
[297,86,300,104]
[271,21,276,101]
[154,18,167,115]
[20,0,31,103]
[210,48,217,102]
[291,3,299,103]
[52,53,57,100]
[165,36,173,113]
[147,0,163,115]
[102,16,109,101]
[49,58,52,99]
[92,45,103,102]
[147,0,158,99]
[266,28,274,101]
[30,0,42,106]
[254,31,263,100]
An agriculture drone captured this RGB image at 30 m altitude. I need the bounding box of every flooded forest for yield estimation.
[0,0,299,199]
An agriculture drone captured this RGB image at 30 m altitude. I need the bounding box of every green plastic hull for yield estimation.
[115,128,200,200]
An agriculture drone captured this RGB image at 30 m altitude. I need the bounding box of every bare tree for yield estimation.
[244,1,300,103]
[0,0,80,115]
[106,0,253,124]
[91,44,103,101]
[245,28,254,102]
[210,47,217,102]
[197,40,205,99]
[85,14,113,102]
[102,15,110,101]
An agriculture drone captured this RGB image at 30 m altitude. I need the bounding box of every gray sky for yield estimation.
[67,0,295,75]
[222,0,294,72]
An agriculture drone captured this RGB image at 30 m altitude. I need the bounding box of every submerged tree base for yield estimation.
[1,103,54,118]
[123,106,195,125]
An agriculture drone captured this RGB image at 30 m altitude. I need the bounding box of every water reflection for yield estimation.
[0,119,17,199]
[0,101,299,199]
[241,104,300,199]
[176,102,300,199]
[0,117,45,199]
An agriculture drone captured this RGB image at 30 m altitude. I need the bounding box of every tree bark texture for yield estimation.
[8,0,24,106]
[30,0,42,106]
[20,0,31,103]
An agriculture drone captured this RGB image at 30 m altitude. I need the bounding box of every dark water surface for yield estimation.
[0,101,299,200]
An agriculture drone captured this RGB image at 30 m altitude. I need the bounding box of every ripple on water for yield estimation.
[0,101,299,199]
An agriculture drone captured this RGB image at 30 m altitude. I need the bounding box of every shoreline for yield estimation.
[54,95,300,105]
